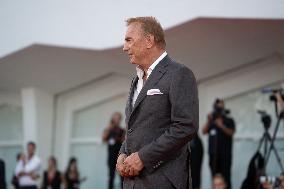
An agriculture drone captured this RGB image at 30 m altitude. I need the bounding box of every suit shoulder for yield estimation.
[167,60,195,77]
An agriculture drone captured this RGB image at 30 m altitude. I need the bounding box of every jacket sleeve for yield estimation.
[119,141,127,154]
[138,65,199,172]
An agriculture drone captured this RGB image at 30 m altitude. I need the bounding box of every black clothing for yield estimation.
[241,152,264,189]
[42,170,61,189]
[105,126,124,189]
[108,158,123,189]
[209,153,232,189]
[19,187,37,189]
[65,173,80,189]
[106,127,125,164]
[208,115,235,189]
[190,134,204,189]
[11,174,20,189]
[208,116,235,155]
[0,159,6,189]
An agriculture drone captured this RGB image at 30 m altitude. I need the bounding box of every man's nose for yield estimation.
[123,44,128,52]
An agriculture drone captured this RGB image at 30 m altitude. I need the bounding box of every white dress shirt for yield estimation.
[15,154,41,186]
[132,51,167,107]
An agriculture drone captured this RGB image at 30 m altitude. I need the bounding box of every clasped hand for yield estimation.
[116,152,144,177]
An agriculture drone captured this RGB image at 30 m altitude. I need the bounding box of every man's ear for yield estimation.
[145,34,155,49]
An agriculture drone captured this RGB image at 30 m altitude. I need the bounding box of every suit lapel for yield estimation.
[125,76,138,123]
[129,55,170,119]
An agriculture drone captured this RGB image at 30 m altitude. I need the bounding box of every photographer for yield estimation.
[102,112,125,189]
[203,99,236,189]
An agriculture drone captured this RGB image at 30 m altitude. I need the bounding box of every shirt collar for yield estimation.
[136,51,167,79]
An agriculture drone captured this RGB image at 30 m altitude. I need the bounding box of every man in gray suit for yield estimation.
[116,16,199,189]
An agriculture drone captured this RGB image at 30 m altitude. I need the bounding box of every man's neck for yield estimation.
[48,167,56,172]
[28,153,34,160]
[140,49,165,73]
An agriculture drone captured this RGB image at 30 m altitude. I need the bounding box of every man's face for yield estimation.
[123,23,148,65]
[280,175,284,188]
[27,144,35,156]
[216,101,225,110]
[213,178,226,189]
[112,113,122,126]
[20,153,25,161]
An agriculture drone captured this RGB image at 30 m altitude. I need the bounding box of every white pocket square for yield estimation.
[147,89,163,95]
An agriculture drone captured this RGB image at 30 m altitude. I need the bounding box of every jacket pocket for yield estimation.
[161,152,188,189]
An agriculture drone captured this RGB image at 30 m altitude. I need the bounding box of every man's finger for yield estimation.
[124,157,131,164]
[116,163,126,176]
[128,167,135,176]
[132,169,140,176]
[120,164,128,176]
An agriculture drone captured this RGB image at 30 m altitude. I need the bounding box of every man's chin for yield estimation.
[129,59,137,65]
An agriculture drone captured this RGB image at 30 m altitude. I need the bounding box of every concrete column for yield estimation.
[21,87,54,167]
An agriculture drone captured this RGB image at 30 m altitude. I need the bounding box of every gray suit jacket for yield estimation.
[120,55,199,189]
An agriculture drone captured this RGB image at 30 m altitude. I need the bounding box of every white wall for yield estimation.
[0,92,21,108]
[1,0,284,58]
[0,92,22,145]
[53,73,131,188]
[0,92,23,189]
[0,88,54,188]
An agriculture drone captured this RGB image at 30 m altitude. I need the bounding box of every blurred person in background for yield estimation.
[262,181,274,189]
[203,99,236,189]
[102,112,125,189]
[0,158,6,189]
[280,173,284,189]
[213,174,227,189]
[261,172,284,189]
[190,133,204,189]
[64,157,86,189]
[12,153,25,189]
[41,156,62,189]
[15,142,41,189]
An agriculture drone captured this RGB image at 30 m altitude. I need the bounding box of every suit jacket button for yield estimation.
[128,128,133,133]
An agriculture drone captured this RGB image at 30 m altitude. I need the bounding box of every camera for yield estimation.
[212,98,230,121]
[262,88,284,102]
[257,110,272,130]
